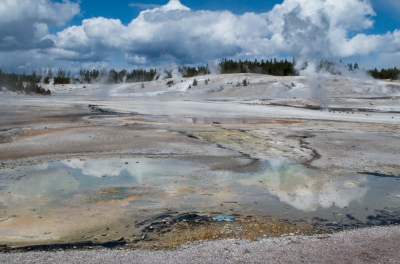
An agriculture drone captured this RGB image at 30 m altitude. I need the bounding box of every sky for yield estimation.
[1,0,400,73]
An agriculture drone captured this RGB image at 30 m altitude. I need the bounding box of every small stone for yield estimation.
[141,234,146,240]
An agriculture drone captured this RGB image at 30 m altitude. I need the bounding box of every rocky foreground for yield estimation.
[1,226,399,263]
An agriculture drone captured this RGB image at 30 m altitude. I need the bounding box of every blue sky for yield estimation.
[1,0,400,72]
[71,0,400,34]
[74,1,278,23]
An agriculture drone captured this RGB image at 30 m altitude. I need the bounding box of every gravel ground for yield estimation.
[1,226,399,263]
[304,130,400,175]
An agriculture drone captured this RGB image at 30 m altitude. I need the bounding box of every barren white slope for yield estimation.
[43,73,400,99]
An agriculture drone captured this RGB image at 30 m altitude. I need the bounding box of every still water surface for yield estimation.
[1,157,399,229]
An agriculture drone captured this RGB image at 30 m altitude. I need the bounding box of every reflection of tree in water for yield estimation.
[367,208,400,226]
[321,207,400,229]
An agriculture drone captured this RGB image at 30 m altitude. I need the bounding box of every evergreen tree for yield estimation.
[368,66,400,80]
[348,63,353,71]
[218,58,296,76]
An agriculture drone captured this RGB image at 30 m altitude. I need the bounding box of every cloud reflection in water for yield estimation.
[240,159,369,212]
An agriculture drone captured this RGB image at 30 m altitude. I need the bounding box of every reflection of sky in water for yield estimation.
[239,159,369,212]
[1,158,399,226]
[11,158,202,196]
[13,169,80,196]
[60,158,200,182]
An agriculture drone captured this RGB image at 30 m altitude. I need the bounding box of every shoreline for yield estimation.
[1,225,399,263]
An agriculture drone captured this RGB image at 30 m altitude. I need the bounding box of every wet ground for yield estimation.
[1,156,399,249]
[0,74,399,250]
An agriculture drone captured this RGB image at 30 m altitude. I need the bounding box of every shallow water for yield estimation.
[128,115,275,125]
[0,157,399,241]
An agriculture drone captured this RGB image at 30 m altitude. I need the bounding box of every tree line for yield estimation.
[75,68,158,84]
[0,69,50,95]
[368,67,400,80]
[178,65,211,77]
[219,58,297,76]
[307,60,399,80]
[1,59,398,95]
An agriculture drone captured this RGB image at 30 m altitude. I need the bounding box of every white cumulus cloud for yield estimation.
[2,0,400,70]
[0,0,80,51]
[45,0,400,67]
